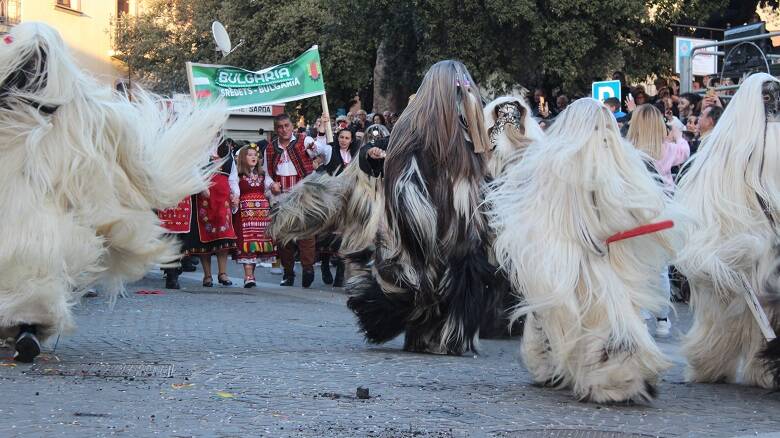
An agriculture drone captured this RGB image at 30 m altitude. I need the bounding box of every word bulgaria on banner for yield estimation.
[186,46,325,109]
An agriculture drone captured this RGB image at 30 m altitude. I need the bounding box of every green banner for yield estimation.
[186,46,325,109]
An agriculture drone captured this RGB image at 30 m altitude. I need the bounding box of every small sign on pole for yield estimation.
[674,36,718,76]
[591,80,622,103]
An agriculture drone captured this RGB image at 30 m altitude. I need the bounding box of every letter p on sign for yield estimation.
[591,80,622,103]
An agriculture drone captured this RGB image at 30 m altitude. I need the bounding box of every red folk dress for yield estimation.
[157,198,192,234]
[182,171,238,255]
[233,172,275,263]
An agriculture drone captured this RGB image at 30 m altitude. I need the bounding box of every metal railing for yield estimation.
[680,31,780,94]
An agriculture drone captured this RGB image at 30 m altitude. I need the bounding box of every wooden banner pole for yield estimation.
[320,93,334,143]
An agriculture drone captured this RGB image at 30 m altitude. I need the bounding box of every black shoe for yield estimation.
[280,273,295,287]
[217,273,233,286]
[14,327,41,363]
[164,269,181,290]
[181,258,197,272]
[321,264,333,285]
[302,270,315,288]
[333,261,345,287]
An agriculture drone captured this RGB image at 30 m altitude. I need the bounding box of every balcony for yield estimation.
[0,0,21,33]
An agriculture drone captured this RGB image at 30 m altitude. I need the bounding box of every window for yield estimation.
[0,1,22,26]
[56,0,81,12]
[117,0,129,16]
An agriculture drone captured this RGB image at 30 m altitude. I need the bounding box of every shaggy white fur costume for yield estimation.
[676,73,780,388]
[480,95,544,337]
[483,95,544,177]
[0,23,226,343]
[488,98,681,402]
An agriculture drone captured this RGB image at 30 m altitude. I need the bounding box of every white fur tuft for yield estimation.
[0,22,226,340]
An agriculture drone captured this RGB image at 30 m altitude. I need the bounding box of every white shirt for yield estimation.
[263,133,330,176]
[228,161,239,198]
[339,148,352,165]
[207,143,240,198]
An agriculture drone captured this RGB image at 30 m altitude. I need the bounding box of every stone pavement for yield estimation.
[1,264,780,437]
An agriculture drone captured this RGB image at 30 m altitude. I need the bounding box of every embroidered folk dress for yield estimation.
[233,171,275,263]
[182,156,238,255]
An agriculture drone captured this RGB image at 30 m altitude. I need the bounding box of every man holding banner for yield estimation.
[186,45,335,288]
[265,113,330,288]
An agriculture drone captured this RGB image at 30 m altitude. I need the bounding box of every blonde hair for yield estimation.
[626,104,666,160]
[236,143,263,176]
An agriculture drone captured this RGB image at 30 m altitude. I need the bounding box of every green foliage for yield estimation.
[114,0,755,113]
[113,0,222,93]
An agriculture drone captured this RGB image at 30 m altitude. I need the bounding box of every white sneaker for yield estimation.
[655,319,671,337]
[270,267,283,275]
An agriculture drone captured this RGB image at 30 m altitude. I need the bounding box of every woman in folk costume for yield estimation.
[233,143,278,288]
[676,73,780,388]
[157,198,195,289]
[347,60,496,355]
[182,138,239,287]
[0,22,225,362]
[488,98,682,402]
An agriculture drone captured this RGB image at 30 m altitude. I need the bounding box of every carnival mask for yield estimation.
[489,102,524,147]
[763,81,780,123]
[363,124,388,144]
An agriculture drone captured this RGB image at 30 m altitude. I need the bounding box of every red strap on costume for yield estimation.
[606,220,674,245]
[136,289,164,295]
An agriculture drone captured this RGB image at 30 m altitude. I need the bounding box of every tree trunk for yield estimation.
[372,40,396,113]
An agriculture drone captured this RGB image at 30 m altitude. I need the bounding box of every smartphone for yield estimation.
[706,87,716,98]
[539,96,545,106]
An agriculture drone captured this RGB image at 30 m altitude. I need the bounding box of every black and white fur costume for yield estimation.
[270,94,544,343]
[345,60,496,355]
[268,125,387,279]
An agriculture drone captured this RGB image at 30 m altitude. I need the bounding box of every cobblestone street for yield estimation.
[2,265,780,437]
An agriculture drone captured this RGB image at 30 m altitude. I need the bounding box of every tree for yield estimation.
[114,0,374,120]
[113,0,222,94]
[114,0,771,116]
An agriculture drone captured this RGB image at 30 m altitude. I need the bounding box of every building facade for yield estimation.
[7,0,141,89]
[3,1,299,143]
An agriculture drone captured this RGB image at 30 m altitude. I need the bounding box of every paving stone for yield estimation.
[0,270,778,437]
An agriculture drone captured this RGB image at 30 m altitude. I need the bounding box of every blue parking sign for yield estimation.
[591,80,622,103]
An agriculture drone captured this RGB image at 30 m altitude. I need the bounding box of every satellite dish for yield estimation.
[212,21,232,57]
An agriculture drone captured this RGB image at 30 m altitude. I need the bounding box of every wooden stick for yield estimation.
[320,93,333,143]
